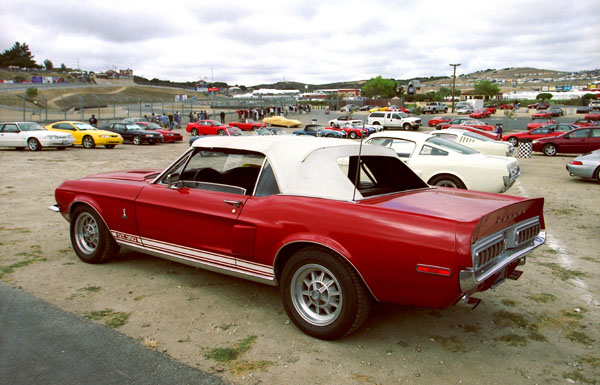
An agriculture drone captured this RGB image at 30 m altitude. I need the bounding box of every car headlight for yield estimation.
[100,135,110,138]
[46,135,59,139]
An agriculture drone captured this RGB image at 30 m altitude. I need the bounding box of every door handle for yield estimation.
[224,200,243,208]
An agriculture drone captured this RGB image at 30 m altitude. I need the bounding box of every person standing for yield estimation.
[89,114,98,127]
[168,112,174,130]
[174,111,181,128]
[220,110,225,123]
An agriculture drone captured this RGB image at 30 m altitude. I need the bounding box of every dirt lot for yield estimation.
[1,115,598,385]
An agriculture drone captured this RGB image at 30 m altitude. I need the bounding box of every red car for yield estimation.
[502,123,572,146]
[50,136,545,340]
[439,119,496,132]
[532,127,600,156]
[469,109,491,119]
[228,119,267,131]
[572,119,599,127]
[584,112,600,121]
[328,123,368,139]
[526,118,556,130]
[427,116,452,127]
[499,104,514,110]
[484,106,497,114]
[186,120,229,136]
[531,111,552,118]
[136,122,183,143]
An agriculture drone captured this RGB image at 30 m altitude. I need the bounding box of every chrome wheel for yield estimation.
[28,138,41,151]
[290,263,342,326]
[74,212,99,255]
[83,136,95,149]
[543,144,557,156]
[133,135,142,145]
[507,137,518,146]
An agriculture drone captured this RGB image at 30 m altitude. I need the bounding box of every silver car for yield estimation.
[566,149,600,181]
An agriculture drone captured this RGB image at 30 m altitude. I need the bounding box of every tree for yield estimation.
[582,93,597,101]
[361,76,397,99]
[25,87,38,99]
[437,87,453,98]
[0,42,40,68]
[43,59,53,70]
[474,80,501,99]
[536,93,553,101]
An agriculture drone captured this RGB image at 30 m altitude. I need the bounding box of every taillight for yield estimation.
[569,161,583,165]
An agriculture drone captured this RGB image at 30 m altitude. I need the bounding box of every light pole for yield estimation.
[449,63,460,113]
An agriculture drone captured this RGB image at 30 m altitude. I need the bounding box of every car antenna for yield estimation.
[352,123,365,202]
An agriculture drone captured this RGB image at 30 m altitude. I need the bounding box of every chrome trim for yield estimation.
[48,204,60,212]
[460,231,545,293]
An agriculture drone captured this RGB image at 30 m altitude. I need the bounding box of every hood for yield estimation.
[94,129,121,137]
[82,169,162,182]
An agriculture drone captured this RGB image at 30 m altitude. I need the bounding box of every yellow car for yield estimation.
[262,116,302,127]
[368,106,389,113]
[46,121,123,149]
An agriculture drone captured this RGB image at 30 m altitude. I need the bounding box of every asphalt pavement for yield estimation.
[0,283,226,385]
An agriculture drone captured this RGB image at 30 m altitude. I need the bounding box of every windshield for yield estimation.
[425,136,479,154]
[73,123,97,131]
[19,122,46,131]
[226,127,243,136]
[126,124,143,130]
[145,122,162,129]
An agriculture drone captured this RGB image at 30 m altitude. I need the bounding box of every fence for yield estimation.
[0,94,299,126]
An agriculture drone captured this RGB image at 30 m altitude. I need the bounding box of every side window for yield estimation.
[420,145,448,156]
[164,149,265,195]
[436,133,457,142]
[392,113,400,119]
[57,123,74,130]
[592,129,600,138]
[570,130,589,138]
[368,137,415,158]
[2,124,19,133]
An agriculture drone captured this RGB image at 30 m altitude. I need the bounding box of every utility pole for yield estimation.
[449,63,460,113]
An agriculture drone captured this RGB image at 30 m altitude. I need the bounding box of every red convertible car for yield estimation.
[531,111,553,119]
[532,127,600,156]
[427,116,452,127]
[228,119,267,131]
[584,112,600,121]
[136,121,183,143]
[438,119,497,132]
[499,104,514,110]
[50,136,546,340]
[573,119,599,127]
[186,120,229,136]
[469,109,492,119]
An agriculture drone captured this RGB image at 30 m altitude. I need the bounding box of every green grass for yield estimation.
[527,293,556,303]
[538,262,585,281]
[204,335,257,363]
[83,308,129,329]
[492,310,538,330]
[567,331,595,345]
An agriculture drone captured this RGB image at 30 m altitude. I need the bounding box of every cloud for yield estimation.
[1,0,598,85]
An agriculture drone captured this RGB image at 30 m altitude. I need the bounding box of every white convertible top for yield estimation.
[191,135,399,200]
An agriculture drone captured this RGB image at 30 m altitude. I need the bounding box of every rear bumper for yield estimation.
[459,231,545,293]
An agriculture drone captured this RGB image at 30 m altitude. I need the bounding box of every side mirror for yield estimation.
[165,173,180,188]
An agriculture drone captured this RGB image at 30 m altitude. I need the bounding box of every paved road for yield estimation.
[0,283,226,385]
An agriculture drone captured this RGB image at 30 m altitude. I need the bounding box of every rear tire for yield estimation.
[70,206,119,264]
[429,174,466,189]
[280,247,371,340]
[191,128,198,136]
[507,137,518,146]
[28,138,41,151]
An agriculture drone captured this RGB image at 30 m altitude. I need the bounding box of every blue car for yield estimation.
[293,125,347,138]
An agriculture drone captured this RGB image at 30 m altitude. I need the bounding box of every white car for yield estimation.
[430,129,514,156]
[457,106,474,115]
[366,131,520,193]
[328,115,363,128]
[0,122,75,151]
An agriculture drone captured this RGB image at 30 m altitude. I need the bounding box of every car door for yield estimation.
[112,123,131,141]
[560,129,590,153]
[0,123,25,147]
[52,123,81,144]
[135,149,264,262]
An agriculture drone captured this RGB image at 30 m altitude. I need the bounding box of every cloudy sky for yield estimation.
[1,0,599,86]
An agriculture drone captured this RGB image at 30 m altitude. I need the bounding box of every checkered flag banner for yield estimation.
[518,142,532,158]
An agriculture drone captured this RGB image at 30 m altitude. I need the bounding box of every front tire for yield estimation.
[403,123,411,131]
[217,129,225,135]
[70,206,120,264]
[429,174,466,189]
[543,144,557,156]
[191,128,198,136]
[280,247,371,340]
[133,135,142,145]
[28,138,41,151]
[507,137,518,146]
[349,131,357,139]
[82,136,96,149]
